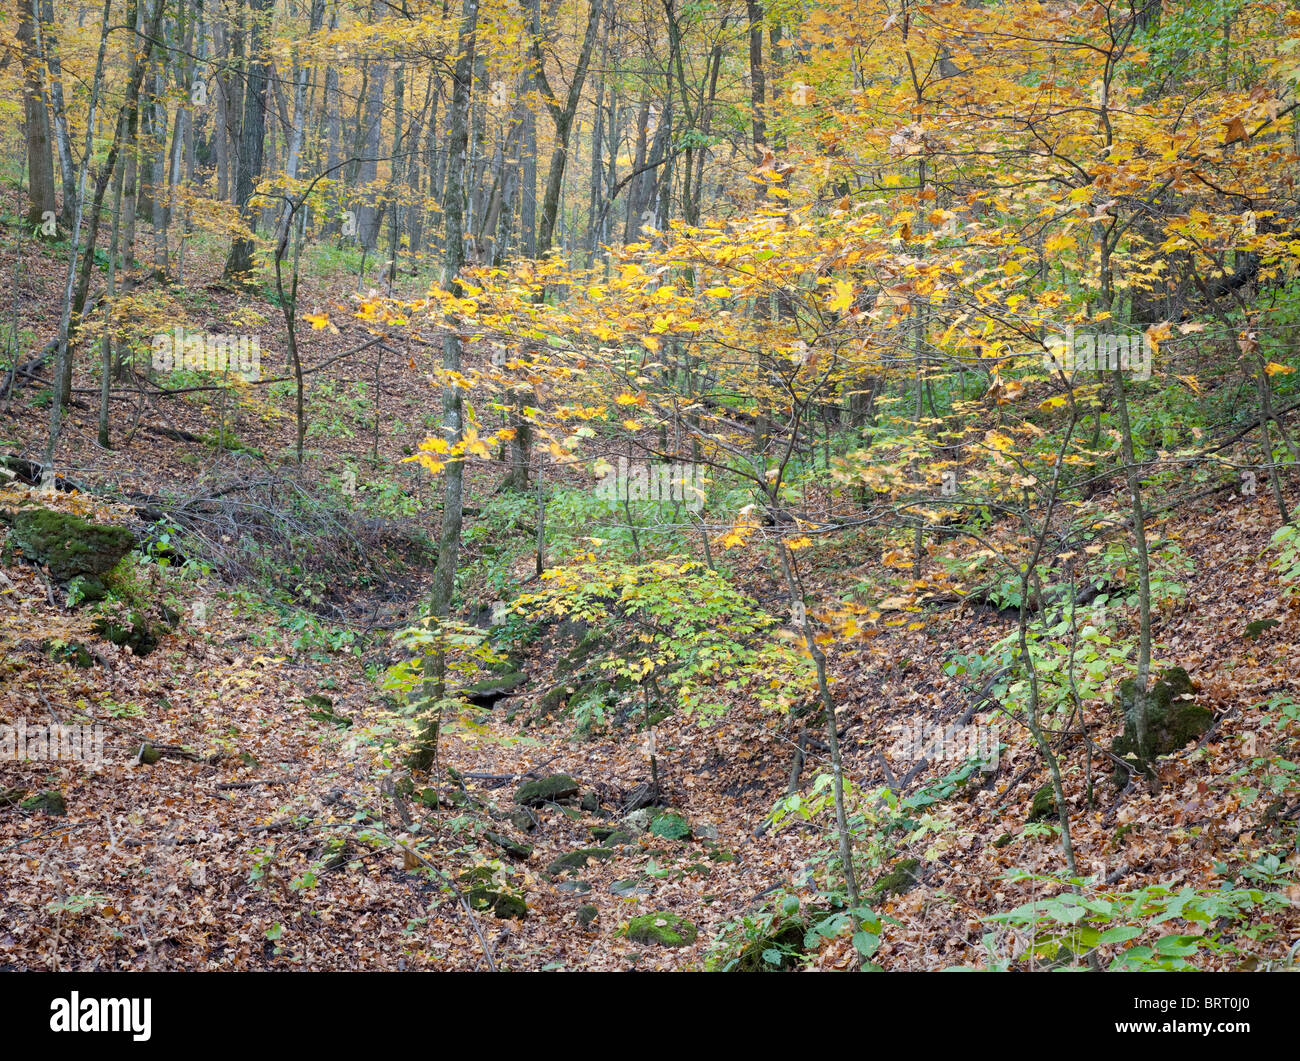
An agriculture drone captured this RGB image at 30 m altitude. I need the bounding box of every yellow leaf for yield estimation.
[827,279,854,313]
[1265,362,1295,376]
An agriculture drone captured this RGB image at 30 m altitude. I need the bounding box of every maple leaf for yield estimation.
[827,279,855,313]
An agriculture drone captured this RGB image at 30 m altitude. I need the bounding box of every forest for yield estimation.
[1,0,1299,979]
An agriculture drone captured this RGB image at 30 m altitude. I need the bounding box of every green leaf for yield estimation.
[853,930,881,958]
[1096,925,1142,944]
[1154,934,1200,957]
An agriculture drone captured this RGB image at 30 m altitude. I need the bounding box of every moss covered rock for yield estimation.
[9,508,134,581]
[545,847,615,875]
[649,811,692,840]
[1112,666,1211,772]
[459,867,527,919]
[91,609,160,657]
[735,918,808,971]
[20,790,67,815]
[485,830,533,860]
[872,858,922,898]
[462,671,527,707]
[1028,783,1058,822]
[514,773,580,805]
[577,904,599,929]
[623,912,698,947]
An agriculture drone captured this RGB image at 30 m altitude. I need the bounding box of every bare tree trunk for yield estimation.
[414,0,479,774]
[223,0,273,280]
[17,0,57,230]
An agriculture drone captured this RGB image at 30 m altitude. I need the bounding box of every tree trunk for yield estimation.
[223,0,273,280]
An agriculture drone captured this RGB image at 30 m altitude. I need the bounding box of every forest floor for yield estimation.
[3,227,1300,970]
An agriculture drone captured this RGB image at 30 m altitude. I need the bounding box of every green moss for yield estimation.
[9,509,134,581]
[649,812,692,840]
[91,609,159,656]
[577,904,599,928]
[1112,666,1211,773]
[1028,783,1058,821]
[19,790,66,815]
[484,830,533,860]
[623,912,698,947]
[514,773,579,805]
[1245,618,1281,640]
[871,858,922,898]
[545,848,615,875]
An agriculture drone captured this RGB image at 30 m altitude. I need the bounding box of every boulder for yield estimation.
[649,811,691,841]
[871,858,922,898]
[1112,666,1211,772]
[623,912,698,947]
[545,848,614,876]
[514,773,579,805]
[7,509,133,581]
[19,790,67,815]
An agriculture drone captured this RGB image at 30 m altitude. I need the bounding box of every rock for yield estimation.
[484,831,533,860]
[593,828,633,848]
[514,773,579,806]
[1028,783,1058,821]
[20,790,66,815]
[610,878,652,897]
[460,867,527,920]
[577,904,599,929]
[545,848,614,876]
[872,858,922,898]
[580,790,600,812]
[623,912,698,947]
[136,744,163,765]
[734,918,807,971]
[623,808,655,834]
[91,609,159,657]
[8,508,134,581]
[1245,618,1281,641]
[0,787,29,806]
[556,880,592,894]
[1112,666,1211,772]
[558,628,606,673]
[693,822,719,842]
[489,892,528,919]
[508,808,537,832]
[649,811,691,840]
[66,575,108,606]
[461,672,527,708]
[43,640,93,668]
